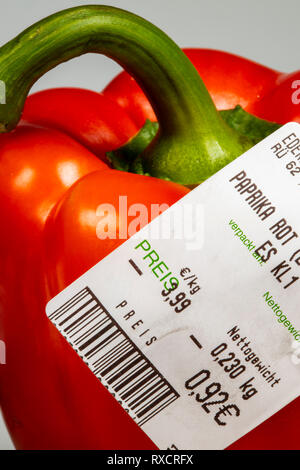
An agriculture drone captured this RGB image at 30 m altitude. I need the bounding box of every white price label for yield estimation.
[47,123,300,449]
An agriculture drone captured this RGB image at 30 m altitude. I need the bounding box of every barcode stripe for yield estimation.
[49,288,88,321]
[73,317,106,344]
[137,389,173,418]
[69,308,105,338]
[104,349,136,380]
[49,287,180,426]
[115,363,149,393]
[92,338,127,369]
[120,371,157,400]
[111,357,143,392]
[85,329,119,359]
[134,383,169,413]
[79,322,113,351]
[93,339,129,374]
[59,298,94,327]
[138,394,178,427]
[130,381,165,409]
[64,303,100,332]
[73,314,107,342]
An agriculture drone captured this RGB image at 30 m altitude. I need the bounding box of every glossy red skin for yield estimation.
[228,399,300,450]
[0,120,189,449]
[22,88,139,160]
[250,70,300,124]
[103,48,300,126]
[103,73,156,128]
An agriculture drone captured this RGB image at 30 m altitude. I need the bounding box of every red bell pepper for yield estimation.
[103,48,300,127]
[0,5,299,451]
[21,87,140,161]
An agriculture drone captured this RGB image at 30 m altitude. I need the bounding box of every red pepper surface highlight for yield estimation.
[0,5,299,451]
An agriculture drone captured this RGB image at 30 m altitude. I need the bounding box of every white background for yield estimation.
[0,0,299,450]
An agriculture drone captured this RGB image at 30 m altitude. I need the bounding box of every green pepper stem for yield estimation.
[0,5,251,184]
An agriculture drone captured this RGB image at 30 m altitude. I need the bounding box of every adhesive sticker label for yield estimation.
[47,123,300,449]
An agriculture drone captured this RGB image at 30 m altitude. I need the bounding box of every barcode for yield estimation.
[48,287,180,426]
